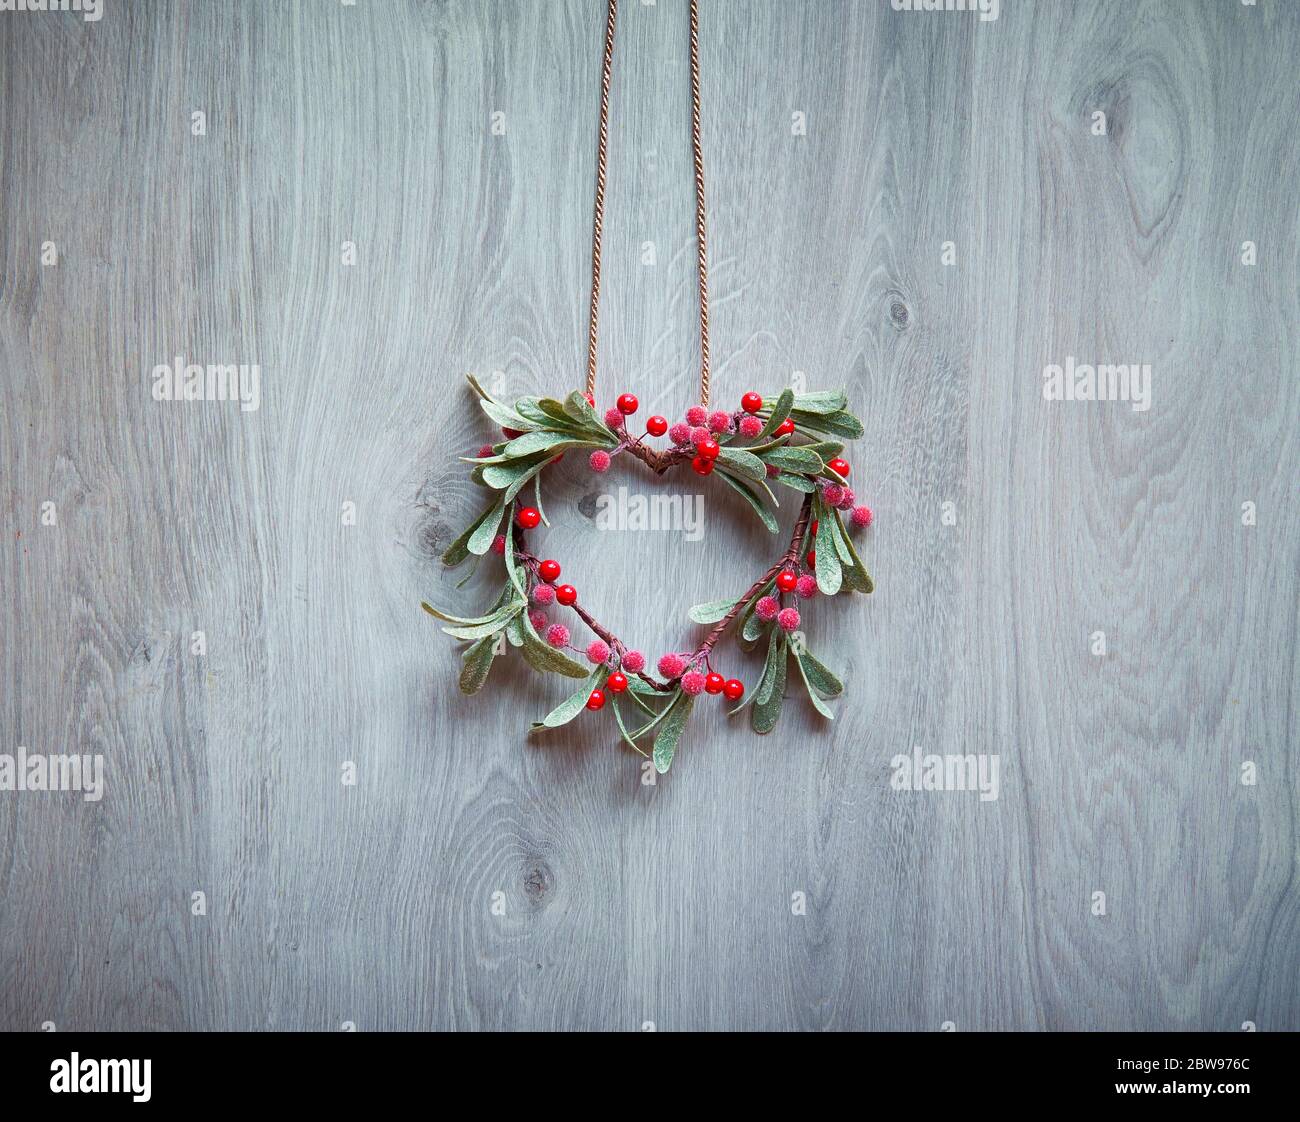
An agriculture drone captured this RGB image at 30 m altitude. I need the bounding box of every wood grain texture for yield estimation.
[1,0,1296,1032]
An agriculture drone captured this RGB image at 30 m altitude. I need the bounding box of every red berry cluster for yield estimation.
[655,652,744,702]
[812,457,872,528]
[577,388,809,478]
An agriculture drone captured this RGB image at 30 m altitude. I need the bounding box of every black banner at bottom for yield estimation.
[1,1030,1290,1106]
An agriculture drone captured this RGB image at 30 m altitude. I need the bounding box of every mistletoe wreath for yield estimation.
[424,0,874,773]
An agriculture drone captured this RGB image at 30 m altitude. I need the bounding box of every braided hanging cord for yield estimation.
[584,0,712,408]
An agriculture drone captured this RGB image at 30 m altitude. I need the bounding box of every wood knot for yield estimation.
[523,860,554,905]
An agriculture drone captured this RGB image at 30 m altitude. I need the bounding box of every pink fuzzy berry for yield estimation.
[708,410,732,434]
[837,487,856,511]
[604,408,625,429]
[690,426,711,447]
[822,483,845,507]
[529,610,548,632]
[777,607,801,632]
[586,639,611,665]
[491,534,507,555]
[622,649,646,673]
[669,422,692,445]
[589,449,611,473]
[532,583,555,605]
[657,652,687,679]
[477,443,495,457]
[739,415,763,438]
[685,405,708,426]
[796,574,817,599]
[755,595,779,621]
[680,670,706,696]
[851,505,873,528]
[545,624,570,649]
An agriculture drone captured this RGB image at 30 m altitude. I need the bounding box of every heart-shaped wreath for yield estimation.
[423,378,874,772]
[423,0,874,772]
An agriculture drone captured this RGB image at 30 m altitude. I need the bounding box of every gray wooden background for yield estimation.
[2,0,1296,1032]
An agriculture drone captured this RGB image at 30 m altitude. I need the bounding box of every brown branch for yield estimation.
[618,437,692,475]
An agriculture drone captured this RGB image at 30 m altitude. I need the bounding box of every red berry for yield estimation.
[806,550,816,566]
[617,393,639,415]
[741,392,763,414]
[555,584,577,606]
[586,689,606,711]
[705,672,725,695]
[516,506,541,529]
[828,457,850,478]
[539,559,561,582]
[691,455,715,476]
[811,519,819,535]
[607,671,628,693]
[698,438,721,460]
[584,392,596,407]
[646,415,668,437]
[502,427,524,439]
[775,418,795,437]
[776,569,797,592]
[723,678,744,701]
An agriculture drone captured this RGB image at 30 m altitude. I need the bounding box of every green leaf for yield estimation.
[502,462,548,504]
[518,614,591,678]
[800,440,845,460]
[793,649,834,718]
[532,473,549,528]
[481,456,552,490]
[459,637,498,695]
[756,388,795,439]
[467,496,507,555]
[439,602,523,640]
[761,446,825,474]
[790,389,848,414]
[790,408,864,439]
[830,512,853,564]
[714,447,766,483]
[830,511,874,593]
[442,497,503,566]
[512,396,591,431]
[610,696,650,756]
[814,500,843,595]
[536,397,590,429]
[465,373,494,401]
[755,625,786,705]
[421,600,514,628]
[653,691,694,774]
[536,665,608,729]
[688,598,738,625]
[752,630,788,734]
[717,470,779,533]
[499,430,603,459]
[504,613,525,647]
[797,646,844,697]
[477,396,539,433]
[503,536,526,598]
[563,390,613,434]
[774,471,816,493]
